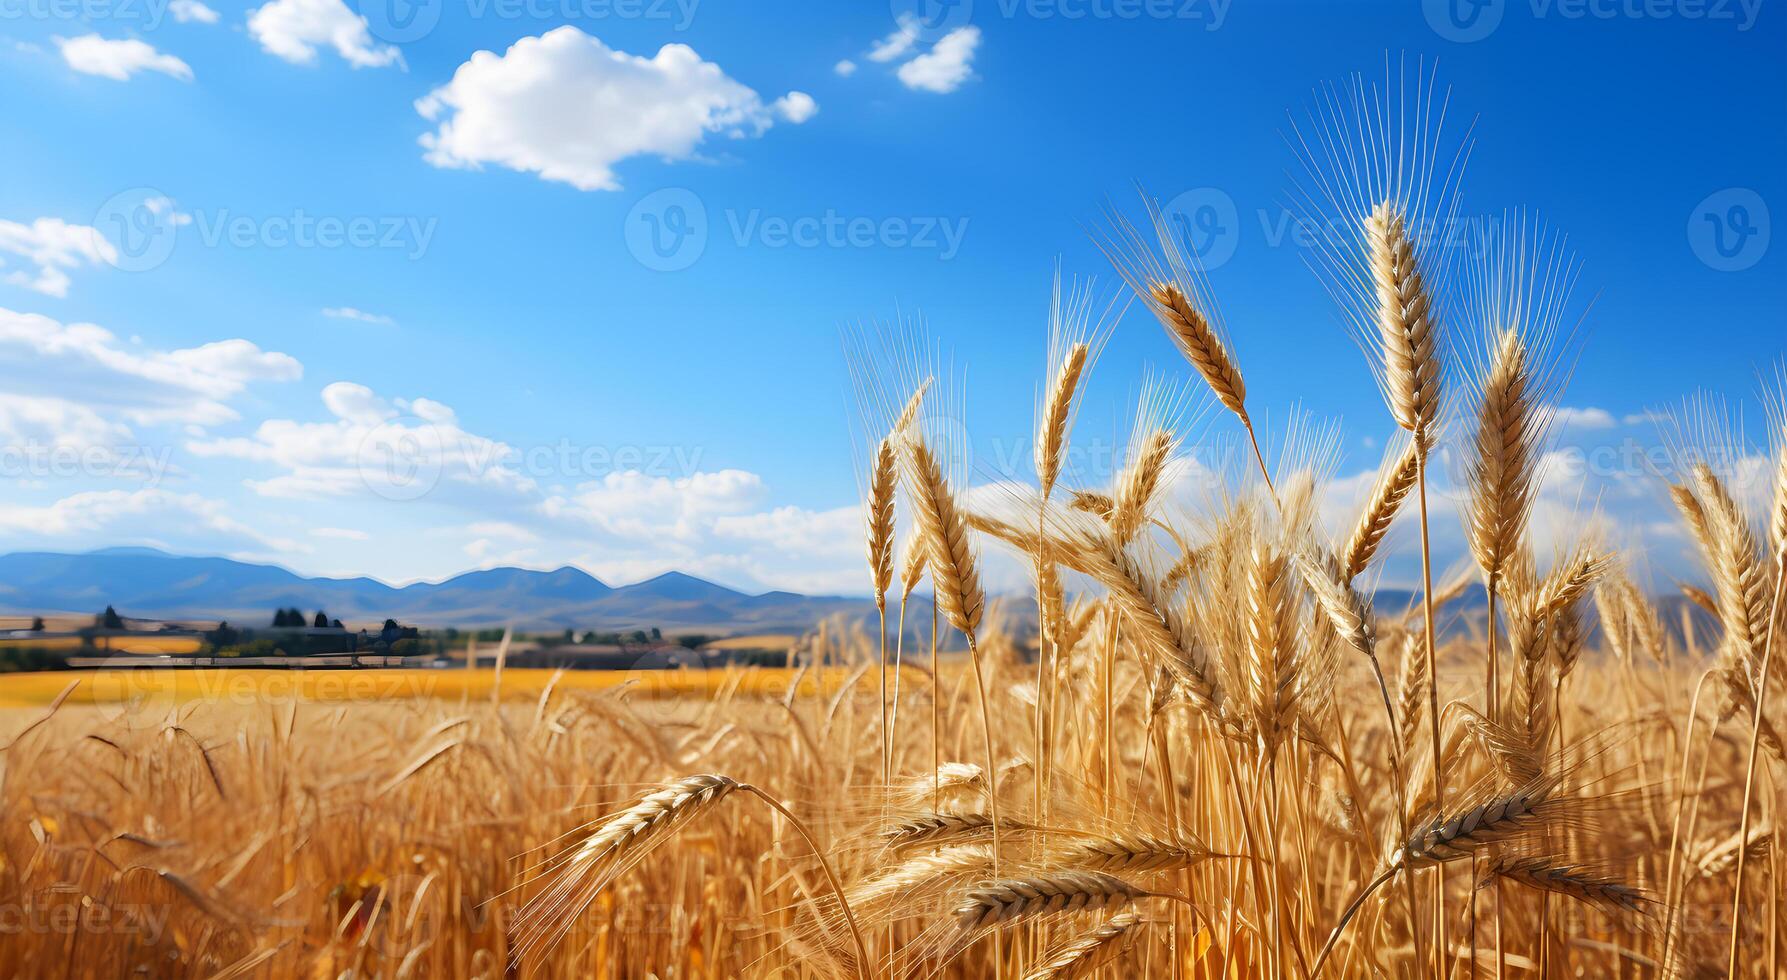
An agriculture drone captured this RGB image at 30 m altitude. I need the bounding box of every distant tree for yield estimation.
[98,605,124,630]
[313,610,330,628]
[649,627,662,642]
[563,628,576,643]
[29,616,44,632]
[207,620,240,647]
[630,629,648,645]
[382,619,399,632]
[331,619,344,629]
[676,634,711,650]
[580,630,598,644]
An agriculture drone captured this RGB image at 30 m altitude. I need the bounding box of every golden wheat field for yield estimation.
[6,76,1786,980]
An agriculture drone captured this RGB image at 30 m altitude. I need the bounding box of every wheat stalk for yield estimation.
[955,872,1153,930]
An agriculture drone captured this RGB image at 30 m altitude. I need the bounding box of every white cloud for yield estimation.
[833,59,857,76]
[170,0,220,22]
[897,26,979,94]
[55,34,193,82]
[0,216,117,297]
[1551,406,1618,431]
[322,306,396,326]
[0,307,301,428]
[247,0,401,69]
[773,91,818,124]
[415,27,807,191]
[311,526,369,540]
[867,17,920,63]
[0,489,294,556]
[187,383,531,500]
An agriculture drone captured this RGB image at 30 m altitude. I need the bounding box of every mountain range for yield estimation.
[0,548,898,632]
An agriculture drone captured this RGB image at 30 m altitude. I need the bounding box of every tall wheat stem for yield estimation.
[1417,451,1446,977]
[1727,549,1787,976]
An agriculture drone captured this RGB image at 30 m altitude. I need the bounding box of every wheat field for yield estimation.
[3,71,1784,979]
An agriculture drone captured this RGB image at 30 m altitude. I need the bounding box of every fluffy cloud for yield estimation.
[897,26,980,94]
[867,18,921,63]
[188,382,530,500]
[0,216,118,297]
[247,0,401,69]
[415,27,813,191]
[55,35,193,82]
[773,91,819,124]
[322,306,395,326]
[833,59,857,76]
[0,307,301,430]
[0,489,295,556]
[1551,406,1618,430]
[169,0,220,22]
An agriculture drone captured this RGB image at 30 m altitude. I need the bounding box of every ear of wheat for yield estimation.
[1021,913,1145,980]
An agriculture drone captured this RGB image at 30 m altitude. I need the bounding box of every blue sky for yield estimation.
[0,0,1780,594]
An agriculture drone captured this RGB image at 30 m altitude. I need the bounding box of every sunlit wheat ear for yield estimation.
[895,376,933,434]
[513,774,740,957]
[866,438,897,606]
[954,873,1154,931]
[1395,633,1427,756]
[1053,833,1217,874]
[1480,857,1651,917]
[1345,436,1420,582]
[1299,551,1376,664]
[1244,539,1299,748]
[1694,822,1774,877]
[1037,341,1090,499]
[1465,328,1538,591]
[844,845,995,921]
[1110,427,1174,544]
[883,812,1009,852]
[1688,462,1771,664]
[1022,913,1145,980]
[1148,280,1247,421]
[899,433,984,640]
[1394,775,1561,868]
[898,530,928,603]
[899,762,987,812]
[1366,201,1442,450]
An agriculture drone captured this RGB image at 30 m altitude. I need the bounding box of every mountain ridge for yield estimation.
[0,549,887,632]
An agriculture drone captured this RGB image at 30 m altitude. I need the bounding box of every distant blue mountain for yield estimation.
[0,549,890,632]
